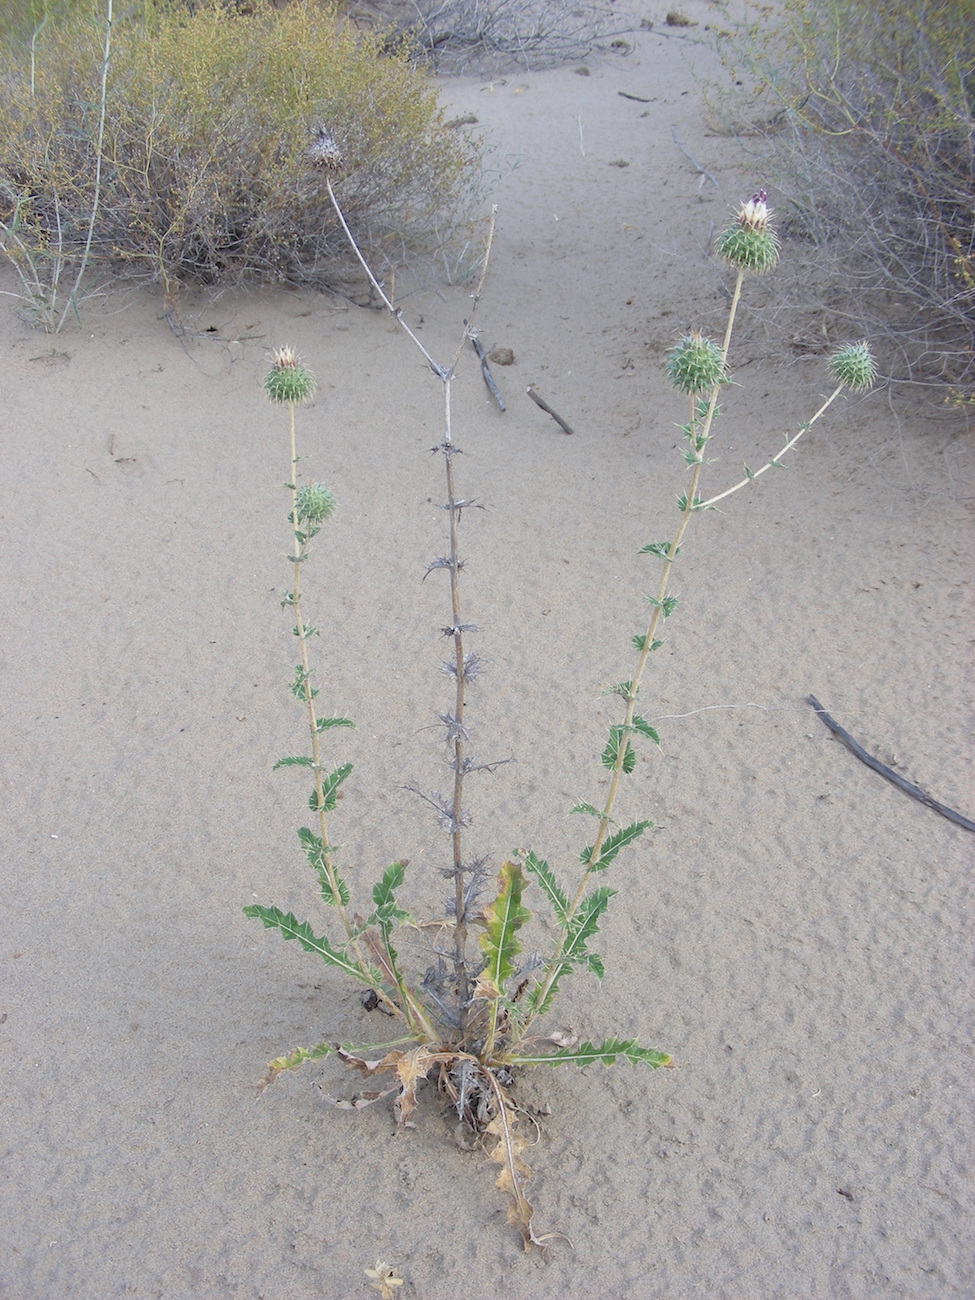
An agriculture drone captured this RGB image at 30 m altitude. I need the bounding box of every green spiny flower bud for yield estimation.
[295,481,335,525]
[828,340,877,392]
[265,346,316,404]
[715,189,780,274]
[665,330,727,395]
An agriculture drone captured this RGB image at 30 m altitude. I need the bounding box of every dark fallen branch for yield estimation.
[807,695,975,832]
[470,336,506,411]
[526,386,574,434]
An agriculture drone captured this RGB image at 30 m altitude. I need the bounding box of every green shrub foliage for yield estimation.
[0,0,477,297]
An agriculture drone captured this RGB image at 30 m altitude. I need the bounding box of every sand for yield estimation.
[2,5,973,1297]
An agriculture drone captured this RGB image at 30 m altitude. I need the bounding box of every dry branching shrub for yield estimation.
[711,0,974,404]
[0,0,479,316]
[359,0,625,74]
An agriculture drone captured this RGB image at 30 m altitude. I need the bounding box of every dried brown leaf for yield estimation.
[391,1046,456,1129]
[482,1071,572,1252]
[364,1259,403,1298]
[323,1087,397,1111]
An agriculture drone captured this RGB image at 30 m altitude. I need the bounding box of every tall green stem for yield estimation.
[526,272,747,1027]
[286,401,436,1038]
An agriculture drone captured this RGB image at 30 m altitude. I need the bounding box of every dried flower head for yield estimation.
[308,126,343,171]
[264,346,316,405]
[665,330,727,395]
[828,340,877,392]
[715,189,780,274]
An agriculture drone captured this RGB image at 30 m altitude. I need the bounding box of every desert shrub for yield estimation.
[714,0,974,401]
[363,0,624,73]
[0,0,478,322]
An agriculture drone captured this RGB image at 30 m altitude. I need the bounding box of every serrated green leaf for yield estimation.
[581,819,652,871]
[520,850,568,926]
[606,680,636,700]
[478,861,531,991]
[315,715,355,732]
[309,761,353,812]
[508,1037,672,1069]
[267,1041,334,1075]
[602,725,636,774]
[371,860,410,925]
[243,905,375,984]
[273,755,314,770]
[563,886,614,959]
[526,887,614,1020]
[638,541,679,560]
[743,464,755,481]
[630,715,660,745]
[568,802,613,821]
[289,665,317,697]
[646,594,679,617]
[295,827,349,905]
[585,953,605,978]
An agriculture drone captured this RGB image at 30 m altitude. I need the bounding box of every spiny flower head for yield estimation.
[665,330,727,395]
[295,481,336,526]
[264,346,316,405]
[828,340,877,392]
[716,188,780,274]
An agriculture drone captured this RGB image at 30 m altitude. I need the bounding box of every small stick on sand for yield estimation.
[670,126,718,188]
[527,386,574,434]
[807,695,975,832]
[470,336,506,411]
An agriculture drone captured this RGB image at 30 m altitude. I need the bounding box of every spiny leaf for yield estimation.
[526,887,614,1019]
[568,802,613,821]
[563,886,614,960]
[646,594,678,616]
[315,715,355,732]
[296,828,349,906]
[258,1039,334,1092]
[601,725,636,774]
[507,1037,673,1069]
[371,860,410,924]
[243,905,375,984]
[629,715,660,745]
[520,850,568,926]
[273,755,314,770]
[309,761,353,812]
[581,819,652,871]
[478,861,531,993]
[638,541,679,560]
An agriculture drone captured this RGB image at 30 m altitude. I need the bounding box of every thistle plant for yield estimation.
[245,181,875,1249]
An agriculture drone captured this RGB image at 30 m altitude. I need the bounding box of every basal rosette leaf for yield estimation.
[507,1037,673,1069]
[519,850,568,926]
[244,904,377,985]
[478,860,531,994]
